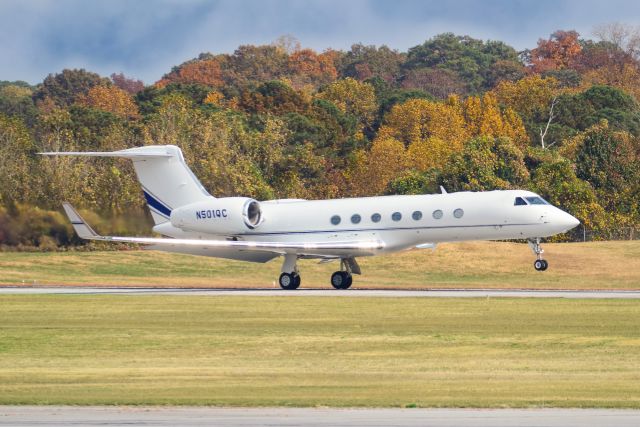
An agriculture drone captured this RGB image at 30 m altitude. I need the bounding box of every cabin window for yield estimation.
[432,209,443,219]
[453,208,464,219]
[526,196,548,205]
[392,212,402,222]
[412,210,423,221]
[351,214,361,224]
[330,215,341,225]
[371,213,381,223]
[514,197,528,206]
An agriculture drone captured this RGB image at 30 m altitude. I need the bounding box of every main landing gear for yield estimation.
[330,258,360,290]
[278,254,361,290]
[279,271,301,290]
[528,238,549,271]
[279,253,301,290]
[331,271,352,289]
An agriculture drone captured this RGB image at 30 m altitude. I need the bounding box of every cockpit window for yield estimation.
[525,196,548,205]
[514,197,528,206]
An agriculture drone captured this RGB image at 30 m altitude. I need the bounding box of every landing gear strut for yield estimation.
[330,258,359,289]
[528,238,548,271]
[279,253,301,290]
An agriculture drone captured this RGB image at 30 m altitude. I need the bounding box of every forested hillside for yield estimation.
[0,26,639,248]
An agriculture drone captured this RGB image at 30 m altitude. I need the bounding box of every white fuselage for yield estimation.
[156,189,579,258]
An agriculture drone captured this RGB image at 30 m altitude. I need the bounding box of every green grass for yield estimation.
[0,295,639,407]
[1,241,639,289]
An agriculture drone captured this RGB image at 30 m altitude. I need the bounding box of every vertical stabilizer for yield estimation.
[40,145,212,225]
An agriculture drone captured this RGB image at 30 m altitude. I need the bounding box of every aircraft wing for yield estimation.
[62,203,385,259]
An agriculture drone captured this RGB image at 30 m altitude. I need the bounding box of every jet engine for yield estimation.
[170,197,263,234]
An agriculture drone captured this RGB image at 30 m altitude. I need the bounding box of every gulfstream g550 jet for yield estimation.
[42,145,580,290]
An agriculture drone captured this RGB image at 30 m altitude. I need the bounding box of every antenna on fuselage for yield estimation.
[440,186,447,194]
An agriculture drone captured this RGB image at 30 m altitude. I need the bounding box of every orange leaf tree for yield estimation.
[77,85,139,119]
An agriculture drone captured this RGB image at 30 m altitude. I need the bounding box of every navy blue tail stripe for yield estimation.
[143,190,172,217]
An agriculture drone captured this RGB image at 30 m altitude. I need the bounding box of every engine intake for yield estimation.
[170,197,263,235]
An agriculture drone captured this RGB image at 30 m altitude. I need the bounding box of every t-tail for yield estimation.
[40,145,212,224]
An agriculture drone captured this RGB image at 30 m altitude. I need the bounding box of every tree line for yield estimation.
[0,25,639,249]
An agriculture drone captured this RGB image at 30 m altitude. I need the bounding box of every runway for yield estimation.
[0,407,638,427]
[1,286,640,298]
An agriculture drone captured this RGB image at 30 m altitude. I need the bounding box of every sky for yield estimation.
[2,0,640,85]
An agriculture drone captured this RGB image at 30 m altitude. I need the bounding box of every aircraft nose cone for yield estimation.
[561,212,580,230]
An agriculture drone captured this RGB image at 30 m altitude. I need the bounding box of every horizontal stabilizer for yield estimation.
[40,146,173,159]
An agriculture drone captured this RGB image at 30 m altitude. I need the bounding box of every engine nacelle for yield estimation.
[170,197,263,235]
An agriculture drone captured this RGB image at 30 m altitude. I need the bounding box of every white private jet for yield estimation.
[42,145,580,289]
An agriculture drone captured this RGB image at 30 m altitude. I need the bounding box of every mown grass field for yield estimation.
[0,295,639,407]
[0,241,639,289]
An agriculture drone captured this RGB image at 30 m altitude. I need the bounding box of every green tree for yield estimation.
[386,169,440,195]
[33,69,110,107]
[316,78,377,131]
[136,83,214,116]
[225,45,289,86]
[0,83,38,126]
[0,115,37,205]
[404,33,521,93]
[440,136,529,191]
[239,81,309,115]
[531,158,609,240]
[569,122,639,221]
[549,85,640,146]
[339,43,405,83]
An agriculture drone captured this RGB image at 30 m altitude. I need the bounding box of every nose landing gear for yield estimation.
[528,238,549,271]
[533,259,548,271]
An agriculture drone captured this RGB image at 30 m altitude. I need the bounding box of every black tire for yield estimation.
[541,259,549,271]
[331,272,352,289]
[293,273,302,289]
[331,271,345,289]
[534,259,544,271]
[343,273,353,289]
[279,272,299,290]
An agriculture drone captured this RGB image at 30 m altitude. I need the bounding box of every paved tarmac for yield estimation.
[0,407,639,427]
[1,286,640,298]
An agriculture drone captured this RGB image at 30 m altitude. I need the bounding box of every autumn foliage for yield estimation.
[1,28,640,247]
[77,85,139,119]
[529,30,582,72]
[156,58,223,88]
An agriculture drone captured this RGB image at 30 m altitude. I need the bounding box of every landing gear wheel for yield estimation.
[344,274,353,289]
[541,259,548,271]
[279,272,301,290]
[534,259,548,271]
[331,271,352,289]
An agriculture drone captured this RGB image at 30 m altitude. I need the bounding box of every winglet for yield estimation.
[440,185,447,194]
[62,203,100,240]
